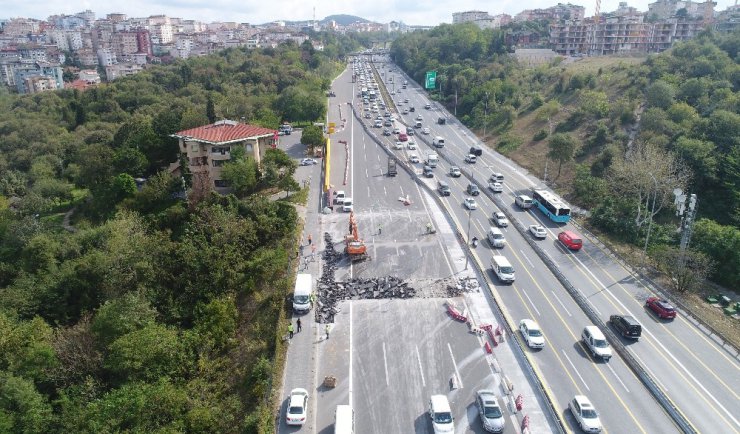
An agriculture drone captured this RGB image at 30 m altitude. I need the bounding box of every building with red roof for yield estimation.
[171,119,278,193]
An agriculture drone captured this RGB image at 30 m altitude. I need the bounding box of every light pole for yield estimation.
[464,208,472,270]
[454,89,458,117]
[643,173,658,257]
[483,92,489,139]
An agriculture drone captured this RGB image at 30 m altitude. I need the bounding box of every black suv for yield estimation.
[610,314,642,339]
[437,117,446,125]
[467,183,480,196]
[469,146,482,156]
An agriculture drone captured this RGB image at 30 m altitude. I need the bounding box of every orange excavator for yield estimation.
[345,211,369,262]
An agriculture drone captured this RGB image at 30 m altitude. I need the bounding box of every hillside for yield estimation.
[322,14,371,26]
[391,24,740,289]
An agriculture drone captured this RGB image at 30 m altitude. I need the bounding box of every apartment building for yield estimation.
[453,11,491,24]
[648,0,716,20]
[172,120,278,193]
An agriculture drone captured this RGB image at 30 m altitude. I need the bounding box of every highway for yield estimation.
[372,56,740,434]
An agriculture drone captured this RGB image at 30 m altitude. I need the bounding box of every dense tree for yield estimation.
[547,133,577,178]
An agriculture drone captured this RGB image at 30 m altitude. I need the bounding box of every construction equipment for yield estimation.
[345,212,369,262]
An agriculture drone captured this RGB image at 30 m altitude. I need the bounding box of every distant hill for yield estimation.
[322,14,372,26]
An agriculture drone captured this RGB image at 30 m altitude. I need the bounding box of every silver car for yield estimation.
[476,390,505,433]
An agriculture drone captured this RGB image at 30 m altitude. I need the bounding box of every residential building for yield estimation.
[453,11,491,24]
[97,47,117,66]
[12,61,63,93]
[172,120,278,193]
[517,3,585,22]
[105,62,143,80]
[647,0,716,20]
[24,75,58,93]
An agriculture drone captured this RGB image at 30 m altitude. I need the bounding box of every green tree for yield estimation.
[691,219,740,288]
[92,292,158,346]
[0,373,52,434]
[105,323,185,382]
[547,133,577,178]
[653,246,712,293]
[221,157,258,197]
[573,164,607,208]
[578,90,609,118]
[646,80,675,109]
[192,295,238,353]
[206,94,216,123]
[300,124,325,151]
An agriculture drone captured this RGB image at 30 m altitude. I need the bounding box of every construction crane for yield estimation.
[345,212,369,262]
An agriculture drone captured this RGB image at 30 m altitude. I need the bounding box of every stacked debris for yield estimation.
[446,277,480,297]
[316,233,416,323]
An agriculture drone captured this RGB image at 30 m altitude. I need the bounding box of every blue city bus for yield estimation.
[532,189,571,223]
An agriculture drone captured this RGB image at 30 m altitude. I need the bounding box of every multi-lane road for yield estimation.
[368,57,740,434]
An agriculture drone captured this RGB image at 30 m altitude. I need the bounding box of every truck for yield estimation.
[388,158,397,176]
[426,153,439,168]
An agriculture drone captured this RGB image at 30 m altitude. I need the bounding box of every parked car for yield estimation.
[286,388,309,426]
[645,297,677,319]
[519,319,545,349]
[529,225,547,239]
[476,390,505,433]
[569,395,602,433]
[492,212,508,227]
[300,158,317,166]
[464,197,478,210]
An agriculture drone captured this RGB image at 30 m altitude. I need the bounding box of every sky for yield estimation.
[2,0,736,25]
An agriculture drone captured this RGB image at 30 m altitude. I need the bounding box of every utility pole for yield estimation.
[454,90,458,117]
[643,173,658,257]
[464,208,472,270]
[483,92,489,139]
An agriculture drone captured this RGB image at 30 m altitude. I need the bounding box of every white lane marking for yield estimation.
[521,289,541,317]
[382,341,389,386]
[383,186,387,196]
[349,303,354,406]
[365,168,368,178]
[563,350,590,391]
[632,352,668,392]
[447,343,464,389]
[415,345,426,387]
[520,250,535,268]
[606,362,630,393]
[551,290,573,317]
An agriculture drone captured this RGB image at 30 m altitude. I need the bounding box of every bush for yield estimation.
[533,129,548,141]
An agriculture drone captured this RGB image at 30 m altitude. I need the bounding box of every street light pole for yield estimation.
[643,173,658,257]
[483,92,489,139]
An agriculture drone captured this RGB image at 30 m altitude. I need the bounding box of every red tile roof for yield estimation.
[174,120,277,144]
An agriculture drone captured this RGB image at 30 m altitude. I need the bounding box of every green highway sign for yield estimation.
[425,71,437,89]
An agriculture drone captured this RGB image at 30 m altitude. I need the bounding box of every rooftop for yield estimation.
[174,119,276,144]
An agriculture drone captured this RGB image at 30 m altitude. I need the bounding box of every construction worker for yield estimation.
[297,318,302,333]
[426,222,433,234]
[325,324,330,340]
[288,322,294,339]
[307,234,312,245]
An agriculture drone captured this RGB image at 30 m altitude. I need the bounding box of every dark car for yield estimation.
[437,117,446,125]
[470,146,483,156]
[610,314,642,339]
[646,297,677,319]
[467,183,480,196]
[409,106,415,112]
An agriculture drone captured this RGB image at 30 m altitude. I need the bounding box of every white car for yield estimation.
[300,158,317,166]
[409,154,420,163]
[529,225,547,239]
[286,388,309,425]
[393,127,401,134]
[519,319,545,349]
[464,197,478,210]
[425,103,432,109]
[569,395,603,433]
[402,109,409,114]
[394,141,403,150]
[492,212,508,227]
[407,141,417,150]
[416,114,423,121]
[342,198,353,212]
[449,166,461,177]
[465,154,477,164]
[488,182,503,192]
[422,127,431,135]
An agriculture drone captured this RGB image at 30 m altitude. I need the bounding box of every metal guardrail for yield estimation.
[350,102,568,434]
[570,219,740,361]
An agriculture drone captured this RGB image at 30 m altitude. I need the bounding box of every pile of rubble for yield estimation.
[316,233,416,323]
[446,277,480,297]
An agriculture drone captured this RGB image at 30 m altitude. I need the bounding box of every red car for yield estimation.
[558,230,583,251]
[398,133,408,142]
[646,297,677,319]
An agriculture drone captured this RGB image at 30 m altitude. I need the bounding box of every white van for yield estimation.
[491,256,515,283]
[426,153,439,168]
[432,136,445,148]
[292,273,312,312]
[342,198,353,212]
[429,395,454,434]
[334,405,354,434]
[487,227,506,248]
[515,194,533,209]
